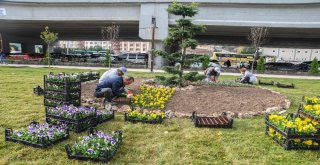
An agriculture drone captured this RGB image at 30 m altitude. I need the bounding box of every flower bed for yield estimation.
[75,72,100,82]
[125,108,164,124]
[96,110,114,124]
[265,113,320,150]
[302,96,320,105]
[298,104,320,122]
[46,105,96,132]
[131,85,175,110]
[65,129,122,163]
[5,122,69,148]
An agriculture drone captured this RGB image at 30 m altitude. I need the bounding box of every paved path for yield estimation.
[1,64,320,80]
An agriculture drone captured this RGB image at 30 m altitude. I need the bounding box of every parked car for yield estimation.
[117,53,148,64]
[265,62,296,71]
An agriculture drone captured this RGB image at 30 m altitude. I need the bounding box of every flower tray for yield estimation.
[297,108,320,122]
[276,82,295,88]
[44,91,81,101]
[5,122,69,148]
[65,129,122,163]
[33,85,44,95]
[96,111,115,125]
[46,109,96,133]
[44,98,81,107]
[258,80,274,86]
[265,114,320,150]
[124,113,163,124]
[302,96,320,105]
[192,112,233,128]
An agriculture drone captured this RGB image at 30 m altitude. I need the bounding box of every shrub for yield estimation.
[257,56,266,73]
[309,57,319,75]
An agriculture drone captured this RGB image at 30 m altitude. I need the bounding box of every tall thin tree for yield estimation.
[101,23,120,68]
[40,26,58,67]
[248,27,268,72]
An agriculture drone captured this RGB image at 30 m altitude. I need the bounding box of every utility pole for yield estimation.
[150,17,156,73]
[0,33,3,52]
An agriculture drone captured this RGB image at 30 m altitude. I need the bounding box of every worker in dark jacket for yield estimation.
[94,76,134,110]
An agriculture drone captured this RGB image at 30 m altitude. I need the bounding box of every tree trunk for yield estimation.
[251,49,259,73]
[47,44,50,68]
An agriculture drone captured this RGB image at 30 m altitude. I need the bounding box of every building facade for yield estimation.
[262,47,320,61]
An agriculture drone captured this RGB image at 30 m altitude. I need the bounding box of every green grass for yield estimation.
[1,66,320,165]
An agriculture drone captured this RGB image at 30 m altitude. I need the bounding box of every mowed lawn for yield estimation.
[0,66,320,165]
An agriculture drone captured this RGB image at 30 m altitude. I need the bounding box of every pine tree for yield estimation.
[309,57,319,75]
[154,1,205,87]
[256,56,266,73]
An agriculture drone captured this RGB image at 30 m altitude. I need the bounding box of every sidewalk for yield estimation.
[1,64,320,80]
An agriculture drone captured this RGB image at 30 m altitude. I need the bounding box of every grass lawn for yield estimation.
[0,66,320,165]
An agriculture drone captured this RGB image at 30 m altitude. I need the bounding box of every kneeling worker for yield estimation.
[94,76,134,110]
[204,66,221,82]
[239,67,257,84]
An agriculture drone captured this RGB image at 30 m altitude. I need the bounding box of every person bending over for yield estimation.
[239,67,257,84]
[99,67,127,83]
[94,76,134,110]
[204,66,221,82]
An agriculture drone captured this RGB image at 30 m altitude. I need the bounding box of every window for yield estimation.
[282,50,285,53]
[143,48,146,51]
[272,50,275,52]
[136,48,140,51]
[129,54,136,59]
[305,51,308,53]
[90,42,93,44]
[124,44,127,47]
[143,44,147,48]
[130,44,134,47]
[130,48,134,51]
[315,51,319,53]
[297,51,300,53]
[136,44,140,47]
[138,54,147,59]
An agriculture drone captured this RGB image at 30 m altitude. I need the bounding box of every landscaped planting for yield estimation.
[46,73,79,82]
[303,96,320,105]
[96,110,114,124]
[5,122,69,148]
[207,81,253,87]
[125,108,165,124]
[46,105,96,132]
[65,129,122,163]
[72,72,100,82]
[265,113,320,150]
[131,84,175,109]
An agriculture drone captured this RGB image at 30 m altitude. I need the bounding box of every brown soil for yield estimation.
[166,85,287,115]
[82,78,287,116]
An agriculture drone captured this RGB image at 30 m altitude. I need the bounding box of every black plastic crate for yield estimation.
[65,129,122,163]
[44,91,81,101]
[192,112,233,128]
[33,85,44,95]
[5,122,69,148]
[276,82,295,88]
[258,80,274,86]
[265,113,320,150]
[45,108,96,133]
[96,110,115,125]
[297,105,320,122]
[124,112,163,124]
[44,99,81,107]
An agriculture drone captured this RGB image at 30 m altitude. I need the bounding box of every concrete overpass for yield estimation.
[1,0,320,52]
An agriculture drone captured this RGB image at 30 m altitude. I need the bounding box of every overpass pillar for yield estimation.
[139,3,168,69]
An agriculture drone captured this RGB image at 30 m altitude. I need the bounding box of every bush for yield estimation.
[155,76,179,87]
[309,57,319,75]
[183,72,199,81]
[104,50,111,67]
[257,56,266,73]
[201,55,210,69]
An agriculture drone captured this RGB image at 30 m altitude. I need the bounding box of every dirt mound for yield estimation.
[81,78,288,117]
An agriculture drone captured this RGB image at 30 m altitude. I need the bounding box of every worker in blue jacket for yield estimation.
[94,76,134,110]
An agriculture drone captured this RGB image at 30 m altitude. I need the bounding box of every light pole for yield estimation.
[150,16,156,73]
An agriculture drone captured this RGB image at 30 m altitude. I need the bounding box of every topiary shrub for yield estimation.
[309,57,319,75]
[257,56,266,73]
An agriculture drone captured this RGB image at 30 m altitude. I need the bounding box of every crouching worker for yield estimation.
[204,66,221,82]
[239,67,257,84]
[94,76,134,110]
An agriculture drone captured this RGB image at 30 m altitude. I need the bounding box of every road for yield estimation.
[1,64,320,80]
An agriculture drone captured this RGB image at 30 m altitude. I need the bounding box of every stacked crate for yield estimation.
[44,73,81,107]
